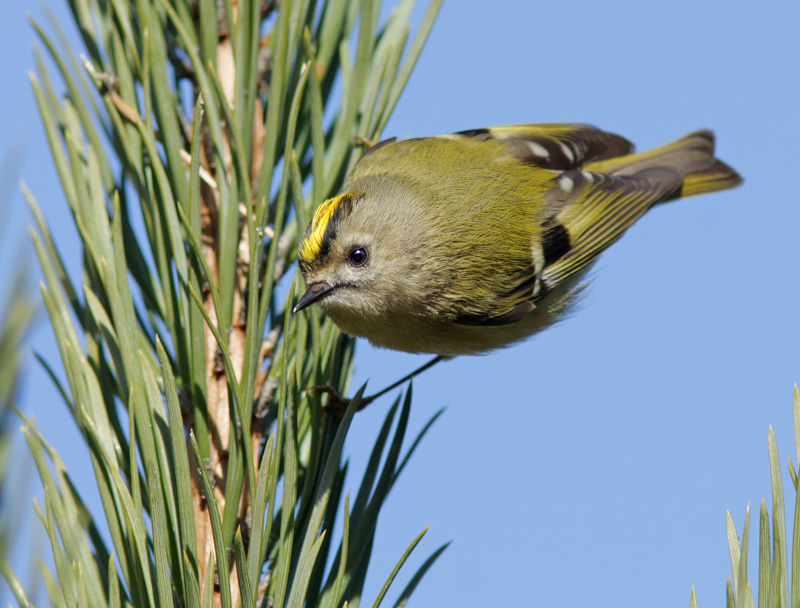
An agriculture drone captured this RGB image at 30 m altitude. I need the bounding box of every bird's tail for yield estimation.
[584,129,742,201]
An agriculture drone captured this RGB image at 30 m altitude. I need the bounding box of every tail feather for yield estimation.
[584,129,742,200]
[680,158,743,197]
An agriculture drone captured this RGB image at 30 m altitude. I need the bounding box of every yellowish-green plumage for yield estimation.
[294,124,741,355]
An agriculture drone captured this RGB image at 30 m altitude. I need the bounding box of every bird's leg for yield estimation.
[309,355,450,415]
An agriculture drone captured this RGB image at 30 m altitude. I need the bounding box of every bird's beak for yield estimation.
[293,282,335,313]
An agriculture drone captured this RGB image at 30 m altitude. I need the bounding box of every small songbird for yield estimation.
[293,124,742,355]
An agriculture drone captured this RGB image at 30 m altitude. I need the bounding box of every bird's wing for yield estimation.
[450,123,634,170]
[457,130,741,326]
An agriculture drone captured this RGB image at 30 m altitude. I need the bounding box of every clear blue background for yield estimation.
[2,1,799,606]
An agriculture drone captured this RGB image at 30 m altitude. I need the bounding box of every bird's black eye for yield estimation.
[348,247,368,267]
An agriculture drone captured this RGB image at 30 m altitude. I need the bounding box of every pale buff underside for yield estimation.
[321,271,588,356]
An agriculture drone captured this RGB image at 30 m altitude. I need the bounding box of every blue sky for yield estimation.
[2,0,799,607]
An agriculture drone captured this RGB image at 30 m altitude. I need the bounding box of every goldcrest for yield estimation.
[293,124,741,355]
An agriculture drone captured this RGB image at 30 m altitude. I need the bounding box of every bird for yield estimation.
[293,124,742,356]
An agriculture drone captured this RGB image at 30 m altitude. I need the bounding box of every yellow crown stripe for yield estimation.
[299,195,344,262]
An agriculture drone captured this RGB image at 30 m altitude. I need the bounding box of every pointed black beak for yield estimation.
[293,282,335,313]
